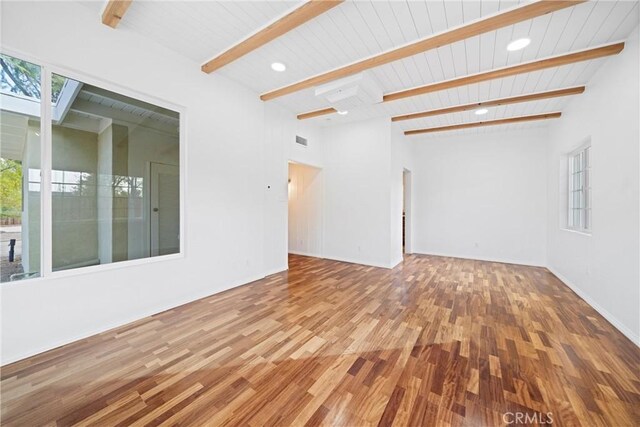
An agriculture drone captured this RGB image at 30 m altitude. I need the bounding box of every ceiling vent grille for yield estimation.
[314,71,382,111]
[295,135,308,146]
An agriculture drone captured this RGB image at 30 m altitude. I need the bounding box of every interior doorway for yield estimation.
[287,161,323,263]
[150,162,180,256]
[403,169,412,254]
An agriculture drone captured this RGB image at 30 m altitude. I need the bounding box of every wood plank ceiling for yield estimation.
[96,0,639,137]
[201,1,344,73]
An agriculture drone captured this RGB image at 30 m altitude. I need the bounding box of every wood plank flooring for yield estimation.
[1,254,639,426]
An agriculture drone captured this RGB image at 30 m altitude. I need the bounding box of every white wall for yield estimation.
[321,118,394,268]
[285,119,409,269]
[262,103,323,275]
[0,1,320,364]
[546,27,640,343]
[412,128,548,266]
[288,163,323,257]
[402,170,413,255]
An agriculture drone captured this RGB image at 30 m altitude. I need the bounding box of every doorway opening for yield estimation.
[403,169,412,254]
[150,162,179,257]
[287,161,323,265]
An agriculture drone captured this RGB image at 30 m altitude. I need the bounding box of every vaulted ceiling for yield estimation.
[89,0,639,137]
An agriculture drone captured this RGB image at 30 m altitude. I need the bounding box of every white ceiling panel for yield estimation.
[80,0,639,135]
[122,0,301,63]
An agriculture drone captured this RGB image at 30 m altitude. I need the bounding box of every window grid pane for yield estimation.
[567,145,591,232]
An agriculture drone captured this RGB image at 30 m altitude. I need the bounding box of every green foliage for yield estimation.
[0,54,65,102]
[51,74,66,103]
[0,158,23,218]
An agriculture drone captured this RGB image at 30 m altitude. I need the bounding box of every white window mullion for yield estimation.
[41,68,53,276]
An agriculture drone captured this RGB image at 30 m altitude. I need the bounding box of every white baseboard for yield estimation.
[1,269,281,366]
[290,251,405,269]
[288,250,322,258]
[413,251,638,345]
[389,256,403,269]
[546,266,640,346]
[411,250,544,268]
[5,257,635,366]
[262,266,288,277]
[321,254,394,269]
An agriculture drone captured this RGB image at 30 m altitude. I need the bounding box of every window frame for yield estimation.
[566,141,591,235]
[0,47,187,285]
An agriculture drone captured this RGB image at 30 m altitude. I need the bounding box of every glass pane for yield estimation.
[1,54,41,282]
[577,152,582,172]
[51,74,180,272]
[585,146,591,168]
[1,54,41,101]
[584,166,588,181]
[568,190,573,210]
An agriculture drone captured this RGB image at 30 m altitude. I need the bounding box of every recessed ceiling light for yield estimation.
[271,62,286,72]
[507,38,531,52]
[337,110,348,115]
[475,108,489,115]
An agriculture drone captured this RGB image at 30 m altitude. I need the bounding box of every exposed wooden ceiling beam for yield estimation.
[298,42,623,120]
[202,1,343,73]
[297,107,337,120]
[392,86,585,122]
[261,0,584,101]
[102,0,133,28]
[386,42,623,103]
[404,112,562,136]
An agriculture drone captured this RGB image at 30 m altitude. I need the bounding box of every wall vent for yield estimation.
[295,135,308,146]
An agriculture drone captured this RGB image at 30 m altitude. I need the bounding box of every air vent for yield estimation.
[295,135,308,146]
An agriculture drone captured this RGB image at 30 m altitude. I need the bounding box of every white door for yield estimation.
[150,163,179,256]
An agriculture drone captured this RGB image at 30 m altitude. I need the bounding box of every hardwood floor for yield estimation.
[1,254,639,426]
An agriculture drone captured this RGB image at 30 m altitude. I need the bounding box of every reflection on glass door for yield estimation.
[150,162,179,256]
[50,73,181,271]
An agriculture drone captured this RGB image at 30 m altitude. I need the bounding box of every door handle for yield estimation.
[153,207,159,212]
